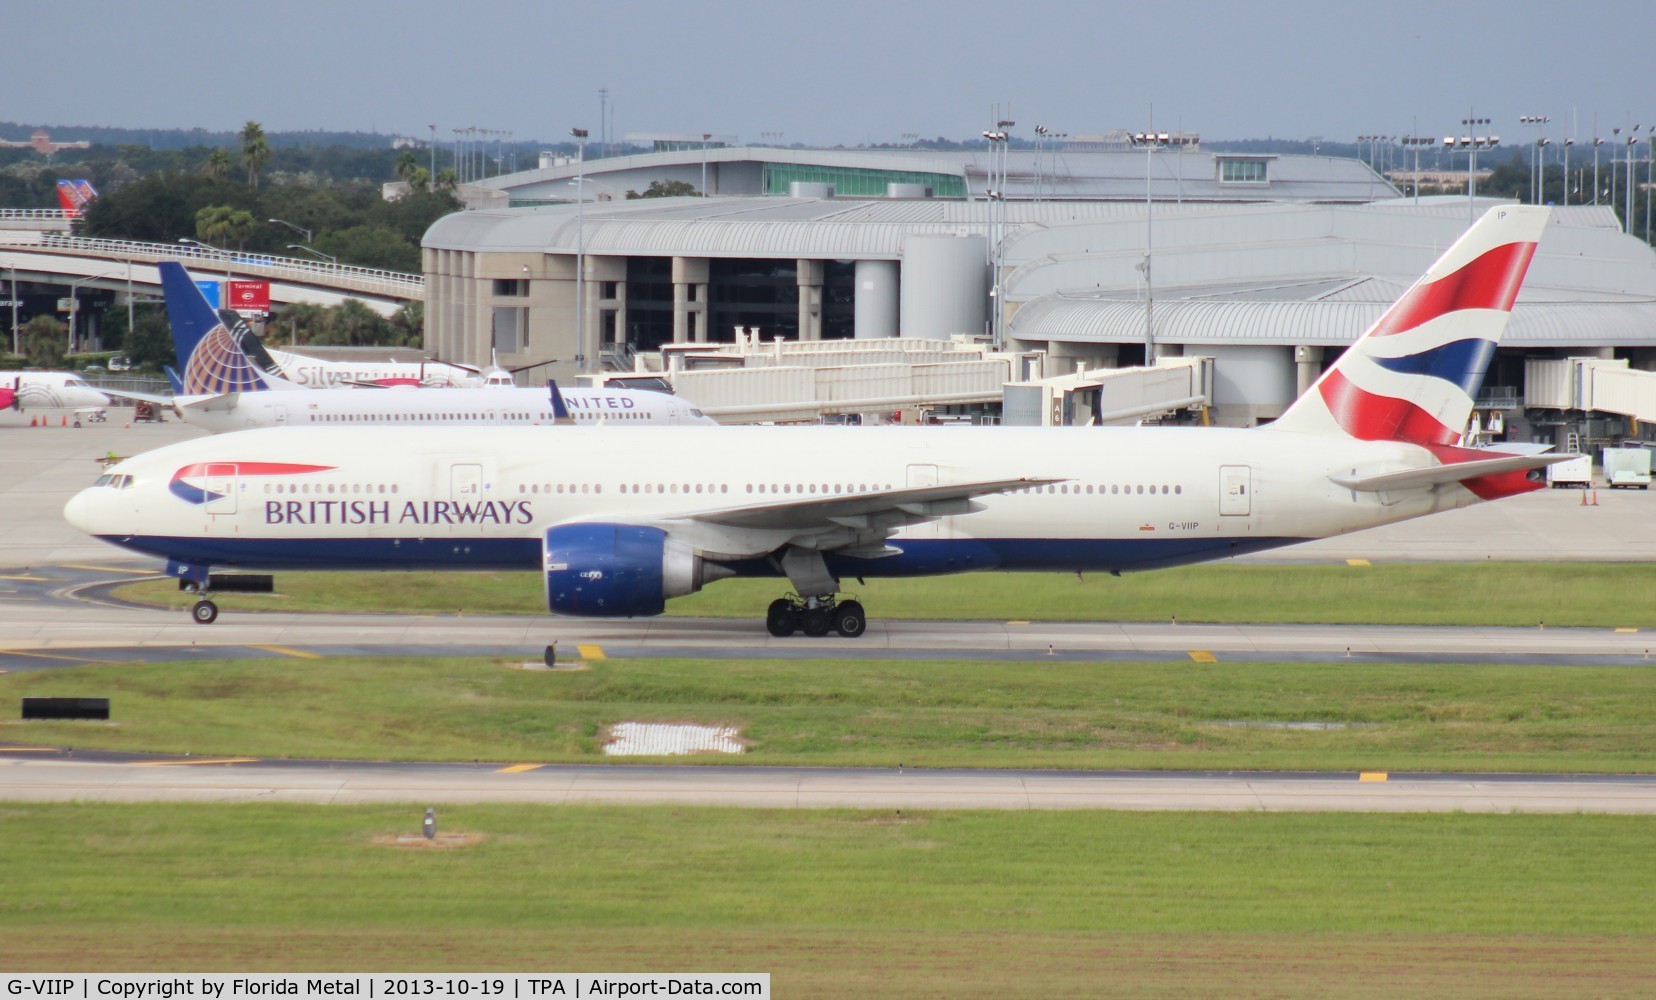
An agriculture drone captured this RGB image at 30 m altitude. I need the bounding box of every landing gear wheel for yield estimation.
[801,608,832,637]
[191,599,219,625]
[833,600,867,638]
[766,598,798,638]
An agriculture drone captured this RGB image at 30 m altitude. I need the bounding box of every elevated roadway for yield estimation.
[0,231,420,317]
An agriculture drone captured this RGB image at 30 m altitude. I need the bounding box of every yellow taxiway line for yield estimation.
[253,644,321,659]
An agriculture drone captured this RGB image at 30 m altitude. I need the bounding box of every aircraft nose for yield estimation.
[63,486,98,535]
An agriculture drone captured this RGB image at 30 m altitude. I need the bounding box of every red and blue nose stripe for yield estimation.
[169,462,334,505]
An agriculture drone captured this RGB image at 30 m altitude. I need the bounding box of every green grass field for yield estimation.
[6,656,1654,772]
[1,804,1651,996]
[115,562,1656,627]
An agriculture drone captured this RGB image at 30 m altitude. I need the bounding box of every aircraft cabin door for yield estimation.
[1219,465,1251,517]
[271,403,288,426]
[451,464,483,500]
[204,463,238,517]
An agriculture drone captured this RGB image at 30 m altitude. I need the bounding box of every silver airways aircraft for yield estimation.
[4,372,111,413]
[67,207,1561,635]
[105,262,716,431]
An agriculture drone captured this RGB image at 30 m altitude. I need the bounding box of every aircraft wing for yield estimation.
[100,386,177,407]
[563,477,1062,561]
[1331,453,1570,493]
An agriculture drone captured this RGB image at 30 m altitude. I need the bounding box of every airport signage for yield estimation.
[229,280,270,312]
[195,280,220,308]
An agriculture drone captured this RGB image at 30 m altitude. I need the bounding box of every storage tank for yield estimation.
[900,234,988,339]
[885,182,933,198]
[788,182,835,198]
[854,260,900,338]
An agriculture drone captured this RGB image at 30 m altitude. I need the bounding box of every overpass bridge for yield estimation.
[0,229,422,328]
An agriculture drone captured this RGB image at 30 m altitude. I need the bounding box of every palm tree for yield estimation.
[203,147,232,179]
[196,205,259,250]
[434,167,458,192]
[395,149,419,183]
[240,120,271,190]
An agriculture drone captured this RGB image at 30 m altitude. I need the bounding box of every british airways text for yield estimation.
[264,500,534,525]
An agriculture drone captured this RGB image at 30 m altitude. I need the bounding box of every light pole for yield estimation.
[1519,115,1549,203]
[68,270,119,354]
[980,127,1009,348]
[178,237,236,289]
[1448,115,1496,225]
[1627,125,1642,236]
[1129,129,1172,366]
[571,127,589,368]
[268,217,311,243]
[428,123,436,180]
[1562,137,1574,205]
[1399,135,1433,205]
[8,265,20,357]
[288,244,338,265]
[1646,133,1654,243]
[1593,132,1604,205]
[701,133,711,196]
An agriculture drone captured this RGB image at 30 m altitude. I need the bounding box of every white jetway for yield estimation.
[598,334,1021,423]
[1525,358,1656,424]
[1002,357,1213,426]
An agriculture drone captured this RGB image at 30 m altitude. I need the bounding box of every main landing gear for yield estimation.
[191,598,219,625]
[766,594,867,639]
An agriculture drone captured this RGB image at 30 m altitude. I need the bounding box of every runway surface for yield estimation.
[4,745,1655,813]
[0,564,1652,670]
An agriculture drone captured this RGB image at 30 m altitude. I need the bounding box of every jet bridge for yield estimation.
[1001,357,1213,427]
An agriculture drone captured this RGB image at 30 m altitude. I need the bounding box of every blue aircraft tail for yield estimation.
[159,261,275,395]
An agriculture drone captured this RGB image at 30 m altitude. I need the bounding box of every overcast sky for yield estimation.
[7,0,1651,147]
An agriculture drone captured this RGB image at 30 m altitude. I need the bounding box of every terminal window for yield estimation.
[1219,159,1268,183]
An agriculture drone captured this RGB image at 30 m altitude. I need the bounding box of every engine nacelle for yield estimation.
[543,523,722,617]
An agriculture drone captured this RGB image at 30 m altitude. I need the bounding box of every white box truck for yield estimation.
[1602,447,1652,489]
[1546,454,1593,488]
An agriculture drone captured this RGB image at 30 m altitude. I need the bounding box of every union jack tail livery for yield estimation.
[1272,206,1549,446]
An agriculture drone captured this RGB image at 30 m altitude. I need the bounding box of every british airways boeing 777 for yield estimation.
[66,208,1561,635]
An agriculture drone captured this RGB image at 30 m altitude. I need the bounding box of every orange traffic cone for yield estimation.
[28,416,36,427]
[60,415,67,427]
[1580,489,1589,506]
[1591,490,1600,506]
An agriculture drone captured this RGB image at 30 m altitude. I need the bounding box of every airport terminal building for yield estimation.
[422,146,1656,428]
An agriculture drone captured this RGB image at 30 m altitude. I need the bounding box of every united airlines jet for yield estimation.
[66,208,1561,635]
[104,262,716,431]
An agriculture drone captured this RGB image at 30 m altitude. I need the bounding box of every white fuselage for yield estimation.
[264,349,483,388]
[172,386,717,432]
[11,372,111,410]
[66,425,1475,579]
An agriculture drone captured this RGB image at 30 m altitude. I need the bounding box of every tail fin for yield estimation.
[159,261,284,395]
[55,179,97,217]
[547,380,576,425]
[1271,206,1549,444]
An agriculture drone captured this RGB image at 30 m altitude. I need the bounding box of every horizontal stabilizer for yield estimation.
[1331,453,1571,493]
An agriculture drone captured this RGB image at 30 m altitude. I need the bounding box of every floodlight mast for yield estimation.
[1128,128,1174,366]
[571,127,589,368]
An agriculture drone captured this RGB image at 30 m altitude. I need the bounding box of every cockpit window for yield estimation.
[95,474,114,487]
[690,409,706,418]
[66,378,91,388]
[94,474,135,489]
